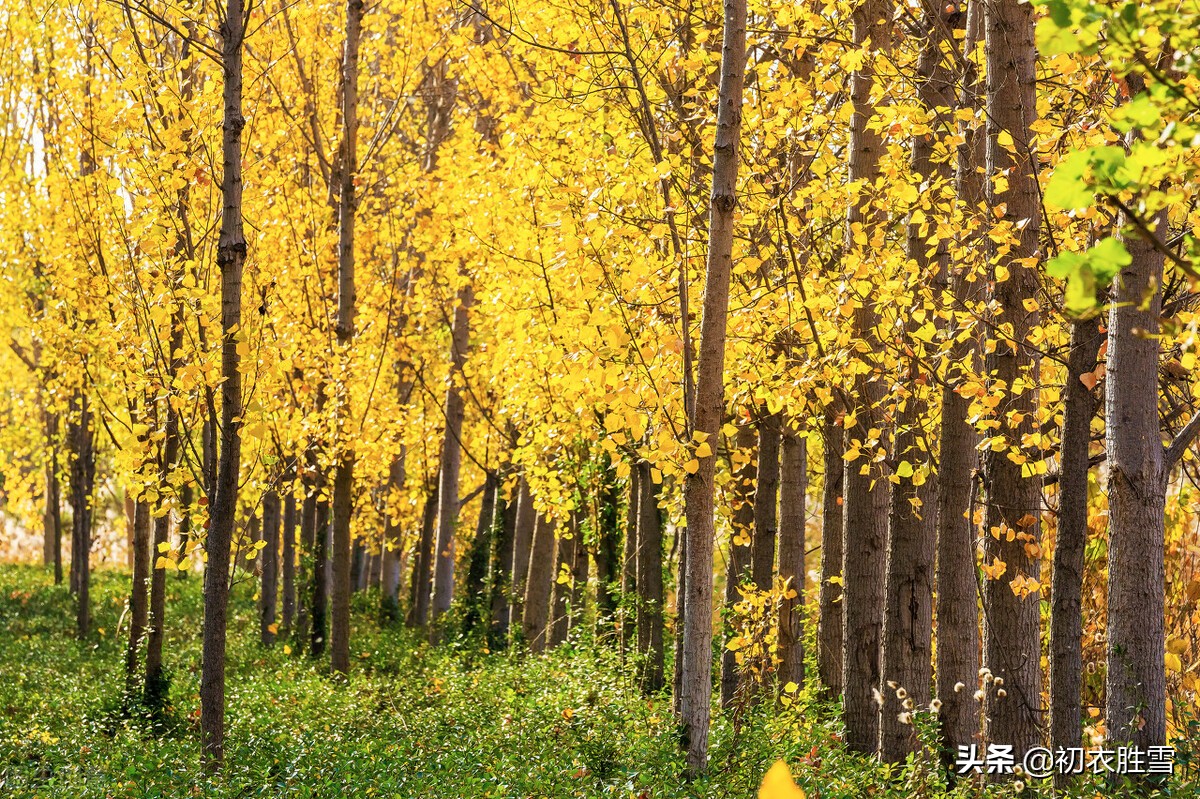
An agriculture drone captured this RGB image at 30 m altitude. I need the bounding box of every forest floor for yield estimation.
[0,565,1181,799]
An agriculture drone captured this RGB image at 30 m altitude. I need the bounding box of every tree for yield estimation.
[431,283,473,631]
[840,0,894,753]
[934,0,983,767]
[330,0,365,677]
[679,0,748,773]
[200,0,250,767]
[979,0,1044,761]
[776,423,806,693]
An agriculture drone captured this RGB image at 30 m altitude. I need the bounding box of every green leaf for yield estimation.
[1086,237,1132,283]
[1045,150,1093,210]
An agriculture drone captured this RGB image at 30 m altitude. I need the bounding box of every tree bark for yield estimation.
[508,476,535,635]
[382,456,405,621]
[43,412,63,584]
[200,0,248,767]
[431,284,472,631]
[294,477,316,651]
[282,488,296,632]
[878,6,954,761]
[261,490,280,647]
[752,412,780,591]
[621,464,640,655]
[636,461,665,692]
[818,409,844,697]
[550,516,577,648]
[329,0,364,677]
[680,0,747,771]
[594,458,621,638]
[69,390,95,636]
[980,0,1044,763]
[840,0,895,755]
[934,0,983,768]
[523,513,556,652]
[1105,206,1170,751]
[464,471,498,635]
[408,482,439,627]
[311,497,329,657]
[721,422,756,707]
[777,423,806,693]
[126,499,150,699]
[1047,315,1102,782]
[488,474,518,643]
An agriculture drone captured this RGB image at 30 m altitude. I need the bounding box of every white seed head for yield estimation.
[997,688,1007,698]
[896,687,908,700]
[897,712,912,725]
[994,677,1004,687]
[973,690,985,702]
[887,680,898,690]
[903,698,915,710]
[873,687,885,708]
[954,682,966,693]
[929,698,943,713]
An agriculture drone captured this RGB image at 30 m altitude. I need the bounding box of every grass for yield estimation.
[0,564,1193,798]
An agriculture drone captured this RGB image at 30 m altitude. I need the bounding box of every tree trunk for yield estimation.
[69,390,94,635]
[488,473,518,642]
[840,0,895,755]
[408,482,439,627]
[621,464,640,655]
[311,497,330,657]
[126,500,150,698]
[680,0,747,771]
[431,284,472,632]
[549,518,577,648]
[329,0,364,676]
[594,458,621,638]
[508,476,535,635]
[878,6,953,760]
[777,423,806,693]
[523,513,556,653]
[934,0,984,768]
[382,456,405,621]
[1105,205,1170,752]
[818,409,844,697]
[261,490,280,647]
[177,483,193,581]
[43,412,63,584]
[752,412,780,591]
[636,461,665,692]
[294,480,317,651]
[464,471,498,635]
[980,0,1043,763]
[282,488,296,632]
[722,422,757,707]
[1049,315,1102,773]
[200,0,248,767]
[673,512,687,716]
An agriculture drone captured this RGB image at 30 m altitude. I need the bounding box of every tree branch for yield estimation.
[1164,409,1200,472]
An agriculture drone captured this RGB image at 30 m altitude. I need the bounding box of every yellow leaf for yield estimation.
[896,461,914,479]
[683,459,699,474]
[283,644,292,655]
[783,682,799,694]
[154,556,171,570]
[267,623,278,634]
[758,760,806,799]
[1167,638,1188,656]
[1167,652,1183,673]
[997,130,1014,150]
[695,441,713,458]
